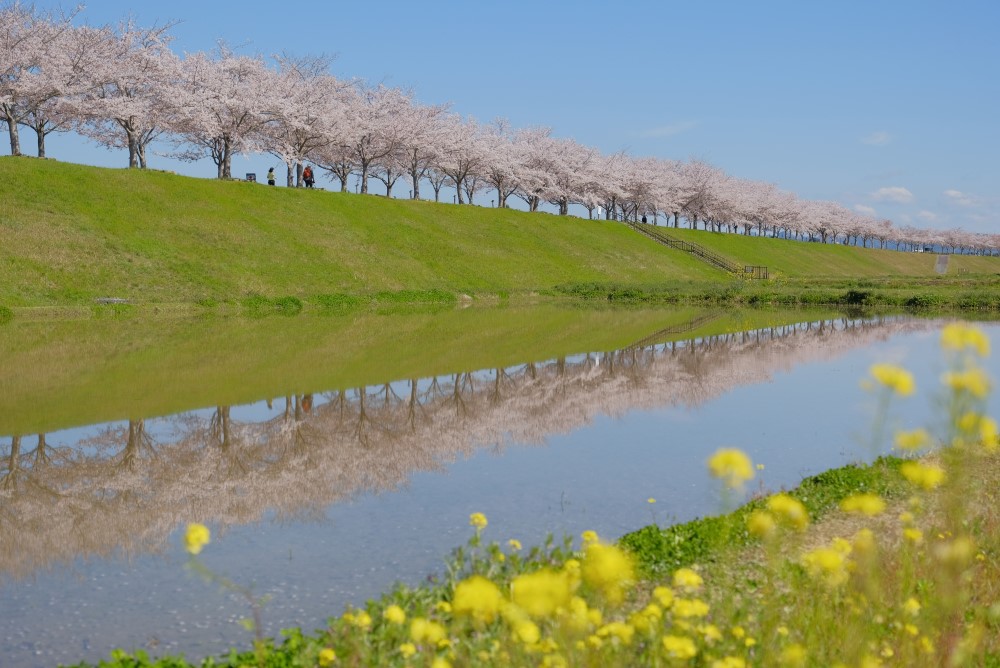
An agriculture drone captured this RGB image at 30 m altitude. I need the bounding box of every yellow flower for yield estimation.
[582,543,635,604]
[904,528,924,544]
[508,538,522,551]
[581,530,599,545]
[435,601,452,614]
[730,626,745,639]
[398,642,417,658]
[801,545,850,588]
[941,323,990,357]
[780,644,807,667]
[597,621,635,645]
[869,363,915,396]
[661,634,698,659]
[672,567,704,592]
[672,598,710,618]
[903,597,921,617]
[747,510,776,538]
[410,617,447,645]
[430,658,452,668]
[767,494,810,530]
[184,523,210,555]
[958,413,999,450]
[452,575,503,623]
[353,611,372,629]
[943,368,990,398]
[513,619,540,645]
[853,528,876,556]
[511,569,573,618]
[647,497,656,504]
[894,428,931,451]
[653,585,674,609]
[700,624,722,643]
[318,647,336,666]
[384,604,406,625]
[712,657,746,668]
[900,462,945,490]
[840,493,886,516]
[469,512,488,530]
[707,448,755,488]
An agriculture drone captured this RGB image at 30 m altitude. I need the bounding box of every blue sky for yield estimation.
[18,0,1000,233]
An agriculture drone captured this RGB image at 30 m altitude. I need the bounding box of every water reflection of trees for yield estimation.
[0,316,934,581]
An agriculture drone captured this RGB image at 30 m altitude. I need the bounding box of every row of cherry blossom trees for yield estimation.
[2,3,996,254]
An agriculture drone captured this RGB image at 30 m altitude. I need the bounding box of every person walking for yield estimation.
[303,165,315,188]
[267,167,276,186]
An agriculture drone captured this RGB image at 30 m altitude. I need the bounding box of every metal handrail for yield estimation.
[623,222,767,279]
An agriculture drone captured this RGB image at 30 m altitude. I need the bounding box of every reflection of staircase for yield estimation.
[626,310,726,349]
[623,221,768,279]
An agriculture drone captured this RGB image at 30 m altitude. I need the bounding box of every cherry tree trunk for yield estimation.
[409,167,421,199]
[36,131,45,158]
[4,114,21,156]
[286,164,294,187]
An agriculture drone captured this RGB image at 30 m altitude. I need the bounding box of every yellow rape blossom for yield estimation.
[452,575,502,623]
[398,643,416,659]
[894,428,930,451]
[582,542,635,604]
[672,567,704,592]
[469,512,488,530]
[430,658,451,668]
[383,604,406,625]
[840,493,886,516]
[712,657,746,668]
[410,617,447,645]
[511,569,572,618]
[318,647,336,666]
[900,462,945,490]
[581,530,599,545]
[184,523,211,555]
[672,598,710,618]
[747,510,776,538]
[767,494,810,530]
[869,363,915,396]
[661,634,698,659]
[941,323,990,357]
[653,586,674,609]
[597,621,635,645]
[943,368,990,398]
[508,538,522,551]
[903,597,921,617]
[904,528,924,544]
[780,644,807,667]
[801,545,850,588]
[512,619,541,645]
[707,447,755,488]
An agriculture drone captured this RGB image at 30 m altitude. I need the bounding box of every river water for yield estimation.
[1,307,997,667]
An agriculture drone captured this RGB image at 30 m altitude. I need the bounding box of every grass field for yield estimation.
[3,156,999,310]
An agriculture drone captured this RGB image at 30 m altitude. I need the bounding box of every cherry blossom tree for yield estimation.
[0,2,77,156]
[73,19,180,168]
[260,53,346,186]
[172,46,276,179]
[434,114,485,204]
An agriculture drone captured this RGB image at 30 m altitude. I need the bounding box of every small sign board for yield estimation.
[246,173,257,182]
[935,255,949,275]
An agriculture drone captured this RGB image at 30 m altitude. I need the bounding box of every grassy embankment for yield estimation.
[3,156,1000,315]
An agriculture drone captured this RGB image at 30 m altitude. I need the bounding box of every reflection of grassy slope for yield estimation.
[664,228,1000,277]
[0,306,834,435]
[0,158,719,307]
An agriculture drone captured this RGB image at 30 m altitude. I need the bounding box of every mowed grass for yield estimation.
[0,157,720,307]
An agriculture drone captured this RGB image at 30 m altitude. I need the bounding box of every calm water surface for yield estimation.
[1,309,998,667]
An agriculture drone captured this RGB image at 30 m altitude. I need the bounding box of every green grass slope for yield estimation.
[664,227,1000,277]
[0,157,720,307]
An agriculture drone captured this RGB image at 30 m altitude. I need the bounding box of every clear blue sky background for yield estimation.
[17,0,1000,233]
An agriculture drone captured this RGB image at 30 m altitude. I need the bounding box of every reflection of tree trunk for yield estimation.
[2,435,22,490]
[210,407,232,451]
[118,420,154,471]
[406,379,426,431]
[33,433,51,467]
